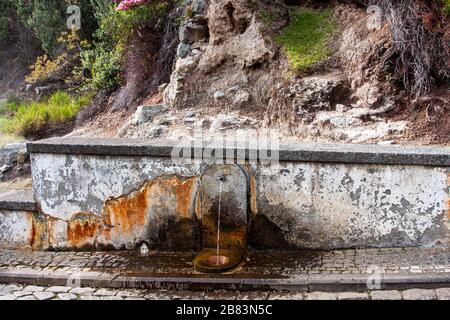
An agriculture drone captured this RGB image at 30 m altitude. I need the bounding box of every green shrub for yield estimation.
[80,0,168,92]
[1,91,91,137]
[27,0,66,55]
[276,8,336,72]
[442,0,450,14]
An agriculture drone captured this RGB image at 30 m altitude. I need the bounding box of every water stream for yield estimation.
[216,180,223,265]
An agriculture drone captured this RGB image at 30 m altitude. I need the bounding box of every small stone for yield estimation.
[191,0,206,14]
[176,56,198,74]
[233,89,251,106]
[337,292,369,300]
[204,290,237,300]
[16,150,28,164]
[329,116,347,128]
[402,289,437,300]
[18,295,37,300]
[158,83,168,93]
[70,287,96,295]
[13,291,33,297]
[370,290,402,300]
[211,115,239,130]
[34,292,55,300]
[236,292,269,300]
[24,285,45,292]
[149,126,164,138]
[436,288,450,300]
[45,286,71,293]
[184,117,196,124]
[144,291,172,300]
[0,164,11,173]
[304,292,338,300]
[0,293,16,300]
[1,284,22,293]
[181,21,208,42]
[185,111,196,118]
[139,243,150,256]
[378,140,395,145]
[79,295,100,300]
[213,90,225,102]
[101,296,124,300]
[156,116,175,126]
[177,42,191,58]
[268,292,303,300]
[131,104,167,126]
[336,104,347,113]
[94,289,118,296]
[171,291,205,300]
[57,293,78,300]
[117,290,145,298]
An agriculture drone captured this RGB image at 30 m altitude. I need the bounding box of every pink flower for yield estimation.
[115,0,151,11]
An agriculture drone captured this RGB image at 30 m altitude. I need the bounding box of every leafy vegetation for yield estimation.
[442,0,450,14]
[276,8,336,72]
[1,91,91,137]
[80,0,169,91]
[26,30,89,85]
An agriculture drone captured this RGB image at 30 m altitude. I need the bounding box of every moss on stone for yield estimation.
[276,8,336,72]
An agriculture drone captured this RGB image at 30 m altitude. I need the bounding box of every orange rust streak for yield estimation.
[67,217,100,247]
[447,198,450,221]
[173,177,196,218]
[244,163,258,216]
[107,185,150,237]
[28,213,36,249]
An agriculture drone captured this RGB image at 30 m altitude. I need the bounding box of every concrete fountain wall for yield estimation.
[0,138,448,251]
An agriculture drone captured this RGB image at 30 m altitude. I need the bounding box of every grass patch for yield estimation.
[1,91,91,137]
[276,8,336,72]
[442,0,450,14]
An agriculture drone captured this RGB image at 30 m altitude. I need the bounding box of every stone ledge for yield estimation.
[0,269,449,292]
[0,190,36,211]
[28,138,450,167]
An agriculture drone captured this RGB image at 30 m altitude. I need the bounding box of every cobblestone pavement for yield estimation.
[0,283,449,300]
[0,247,449,277]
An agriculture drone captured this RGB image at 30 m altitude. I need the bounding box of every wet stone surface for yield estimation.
[0,248,449,278]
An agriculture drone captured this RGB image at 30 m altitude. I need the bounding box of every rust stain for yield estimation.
[67,213,101,247]
[27,212,47,250]
[47,216,62,247]
[174,177,197,218]
[100,175,198,247]
[245,163,258,217]
[195,189,202,220]
[27,212,36,249]
[105,186,149,237]
[30,175,199,251]
[447,198,450,222]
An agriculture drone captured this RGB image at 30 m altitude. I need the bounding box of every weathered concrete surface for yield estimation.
[252,163,449,249]
[0,190,40,250]
[0,210,34,249]
[0,189,36,211]
[28,138,450,167]
[0,138,444,251]
[44,175,200,250]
